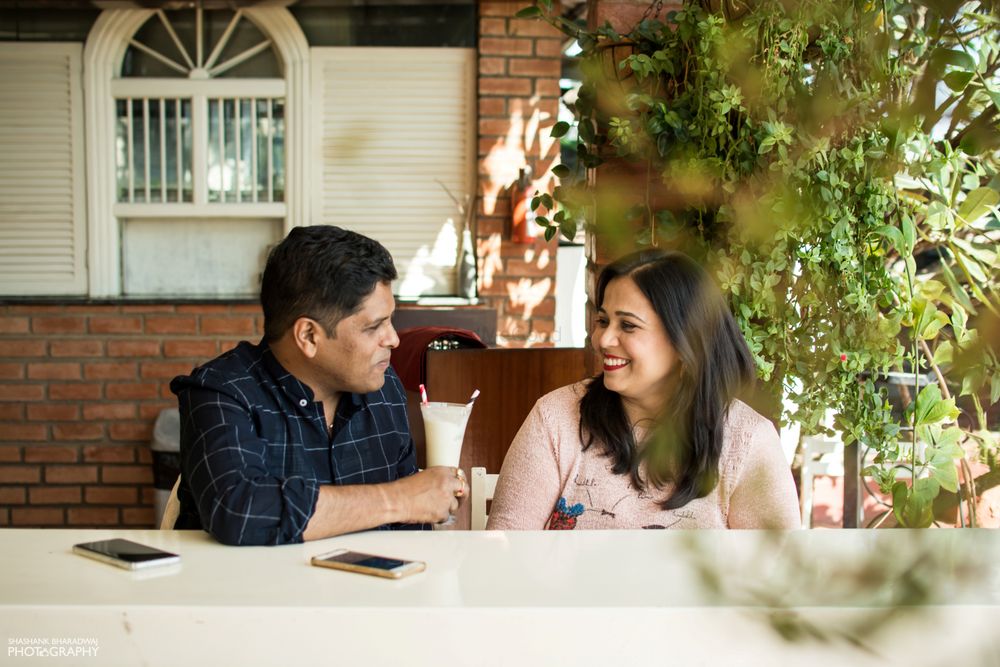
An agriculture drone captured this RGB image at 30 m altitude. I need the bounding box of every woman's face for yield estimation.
[591,275,679,420]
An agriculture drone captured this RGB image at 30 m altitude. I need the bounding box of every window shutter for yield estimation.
[311,47,475,297]
[0,43,87,295]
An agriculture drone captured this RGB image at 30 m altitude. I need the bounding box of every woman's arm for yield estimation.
[728,419,801,529]
[486,400,564,530]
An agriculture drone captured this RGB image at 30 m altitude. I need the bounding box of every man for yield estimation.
[170,225,465,545]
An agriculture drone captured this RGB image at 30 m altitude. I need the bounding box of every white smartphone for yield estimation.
[72,538,181,571]
[310,548,426,579]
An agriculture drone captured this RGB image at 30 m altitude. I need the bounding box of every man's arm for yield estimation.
[302,467,465,540]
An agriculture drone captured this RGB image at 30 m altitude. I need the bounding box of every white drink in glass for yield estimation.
[420,401,472,468]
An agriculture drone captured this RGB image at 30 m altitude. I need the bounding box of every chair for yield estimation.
[470,466,498,530]
[159,475,181,530]
[799,435,843,528]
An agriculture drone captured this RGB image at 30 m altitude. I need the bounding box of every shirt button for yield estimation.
[298,399,308,407]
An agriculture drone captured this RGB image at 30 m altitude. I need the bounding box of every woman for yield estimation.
[487,249,800,530]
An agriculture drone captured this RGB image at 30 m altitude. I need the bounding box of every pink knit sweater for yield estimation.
[487,382,801,530]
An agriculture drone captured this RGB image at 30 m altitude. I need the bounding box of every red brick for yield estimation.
[0,424,46,441]
[106,382,160,400]
[534,39,563,58]
[531,318,557,334]
[480,37,534,57]
[48,383,102,400]
[122,506,156,526]
[141,486,156,504]
[479,97,506,116]
[45,465,99,483]
[160,385,175,400]
[479,57,507,76]
[30,486,82,504]
[509,57,562,77]
[137,447,153,465]
[0,404,23,420]
[107,340,162,357]
[480,17,507,35]
[479,2,524,18]
[83,445,136,463]
[500,316,531,337]
[11,508,64,526]
[163,340,217,358]
[121,304,176,314]
[84,362,138,380]
[229,304,263,314]
[479,77,534,96]
[102,464,153,484]
[0,509,7,525]
[82,402,137,420]
[27,362,82,381]
[139,402,174,420]
[0,362,23,379]
[0,339,47,357]
[62,304,117,314]
[506,296,557,317]
[89,316,143,334]
[477,218,506,236]
[52,423,105,441]
[109,421,154,442]
[49,340,105,357]
[175,304,232,314]
[67,507,119,525]
[505,258,557,277]
[535,79,562,97]
[27,404,80,421]
[0,445,21,461]
[0,317,29,334]
[0,486,25,504]
[5,305,65,314]
[32,316,86,334]
[85,486,137,504]
[23,445,79,463]
[0,465,40,482]
[509,18,563,38]
[141,361,192,379]
[145,316,198,334]
[201,316,255,335]
[483,117,525,137]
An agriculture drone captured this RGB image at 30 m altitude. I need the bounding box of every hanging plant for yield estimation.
[521,0,1000,527]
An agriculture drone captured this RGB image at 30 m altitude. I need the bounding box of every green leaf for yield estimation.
[992,374,1000,404]
[956,187,1000,225]
[543,225,557,242]
[943,71,974,92]
[874,225,903,250]
[933,340,953,366]
[515,6,542,18]
[551,164,570,179]
[550,121,571,139]
[930,48,976,73]
[561,219,578,241]
[913,384,959,426]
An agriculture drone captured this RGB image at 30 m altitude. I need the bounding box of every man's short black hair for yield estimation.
[260,225,397,341]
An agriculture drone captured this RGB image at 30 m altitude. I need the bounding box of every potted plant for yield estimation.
[519,0,1000,526]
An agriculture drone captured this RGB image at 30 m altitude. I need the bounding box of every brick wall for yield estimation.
[476,1,564,347]
[0,303,264,528]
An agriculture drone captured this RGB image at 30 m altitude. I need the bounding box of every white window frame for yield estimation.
[84,7,310,297]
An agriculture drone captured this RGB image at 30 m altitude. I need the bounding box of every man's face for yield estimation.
[313,281,399,396]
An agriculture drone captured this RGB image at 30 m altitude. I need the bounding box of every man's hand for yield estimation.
[392,466,467,525]
[302,466,468,540]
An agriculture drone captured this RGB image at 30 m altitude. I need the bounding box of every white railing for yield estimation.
[116,97,192,204]
[208,97,285,204]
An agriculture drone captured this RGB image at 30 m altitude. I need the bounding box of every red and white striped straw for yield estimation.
[419,383,428,405]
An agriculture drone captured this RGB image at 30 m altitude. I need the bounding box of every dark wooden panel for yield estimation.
[406,347,588,529]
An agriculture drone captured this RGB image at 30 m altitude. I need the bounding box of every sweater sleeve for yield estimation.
[727,417,801,529]
[486,397,564,530]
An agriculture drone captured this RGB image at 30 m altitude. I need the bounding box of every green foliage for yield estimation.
[523,0,1000,525]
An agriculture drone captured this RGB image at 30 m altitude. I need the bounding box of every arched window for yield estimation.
[85,6,309,297]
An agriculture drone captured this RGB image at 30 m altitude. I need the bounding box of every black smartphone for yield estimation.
[72,539,181,571]
[310,548,426,579]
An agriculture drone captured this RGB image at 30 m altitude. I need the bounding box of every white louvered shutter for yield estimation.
[311,48,475,297]
[0,43,87,295]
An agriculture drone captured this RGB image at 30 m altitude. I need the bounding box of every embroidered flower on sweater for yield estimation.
[546,497,585,530]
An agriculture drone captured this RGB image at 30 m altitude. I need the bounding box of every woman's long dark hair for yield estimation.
[579,249,754,510]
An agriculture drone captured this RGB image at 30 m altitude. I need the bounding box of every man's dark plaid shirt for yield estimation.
[170,340,424,545]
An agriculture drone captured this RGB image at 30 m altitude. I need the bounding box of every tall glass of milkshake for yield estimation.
[420,401,472,525]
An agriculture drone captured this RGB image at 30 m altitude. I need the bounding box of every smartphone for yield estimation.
[310,548,426,579]
[72,538,181,571]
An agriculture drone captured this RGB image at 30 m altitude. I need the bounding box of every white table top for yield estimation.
[2,528,999,666]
